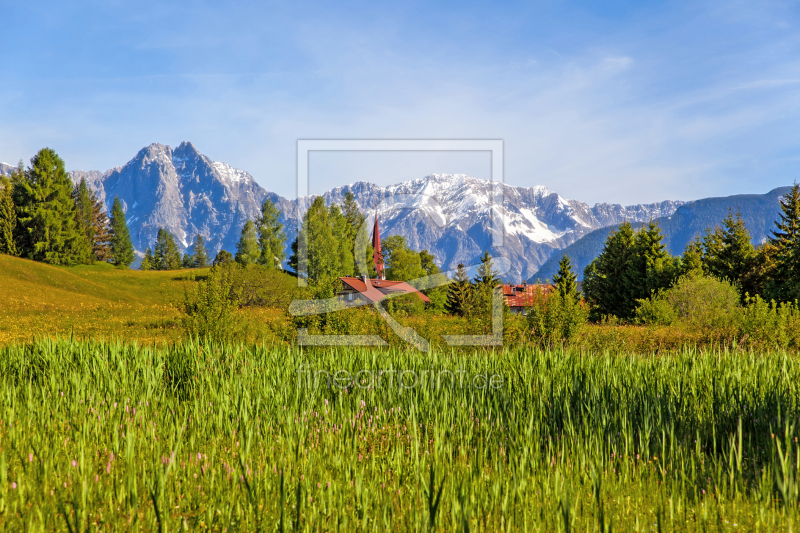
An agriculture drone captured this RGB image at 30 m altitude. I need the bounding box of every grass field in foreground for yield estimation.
[1,339,799,531]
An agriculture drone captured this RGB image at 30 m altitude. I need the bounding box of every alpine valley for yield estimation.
[3,142,689,281]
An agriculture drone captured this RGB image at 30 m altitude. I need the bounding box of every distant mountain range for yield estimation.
[531,186,793,282]
[0,142,704,281]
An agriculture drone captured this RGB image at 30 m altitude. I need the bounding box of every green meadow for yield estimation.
[2,340,800,531]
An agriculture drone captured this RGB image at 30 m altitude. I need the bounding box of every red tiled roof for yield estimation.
[339,277,431,304]
[502,284,554,307]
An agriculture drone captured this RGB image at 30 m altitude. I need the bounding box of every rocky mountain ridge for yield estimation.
[4,143,685,281]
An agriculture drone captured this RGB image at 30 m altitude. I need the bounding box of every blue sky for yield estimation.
[1,0,798,204]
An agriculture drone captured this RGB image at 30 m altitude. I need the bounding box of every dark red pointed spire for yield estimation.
[372,207,384,279]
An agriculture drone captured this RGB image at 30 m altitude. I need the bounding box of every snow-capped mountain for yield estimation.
[62,142,683,280]
[318,175,683,281]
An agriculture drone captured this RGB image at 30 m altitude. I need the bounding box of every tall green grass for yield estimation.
[1,340,799,531]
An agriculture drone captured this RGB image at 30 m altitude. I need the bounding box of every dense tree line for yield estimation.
[0,148,134,267]
[583,183,800,319]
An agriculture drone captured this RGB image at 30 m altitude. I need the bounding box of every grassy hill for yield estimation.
[532,186,792,282]
[0,255,206,344]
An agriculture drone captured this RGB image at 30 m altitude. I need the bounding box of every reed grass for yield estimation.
[1,339,799,531]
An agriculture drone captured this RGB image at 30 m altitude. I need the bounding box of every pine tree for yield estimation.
[766,183,800,302]
[0,176,17,256]
[153,228,181,270]
[235,220,260,266]
[90,192,111,262]
[680,237,704,276]
[582,222,636,319]
[71,178,97,264]
[192,235,209,268]
[256,198,286,269]
[703,209,754,288]
[213,249,234,266]
[624,221,676,308]
[140,247,154,270]
[13,148,84,264]
[552,255,580,304]
[109,197,135,268]
[446,263,473,316]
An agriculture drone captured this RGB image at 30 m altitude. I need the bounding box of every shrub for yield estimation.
[180,265,242,340]
[527,291,589,347]
[738,296,800,350]
[635,273,739,333]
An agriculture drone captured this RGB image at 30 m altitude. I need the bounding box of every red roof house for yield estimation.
[339,277,430,305]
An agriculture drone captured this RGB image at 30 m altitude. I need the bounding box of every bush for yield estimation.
[634,295,677,326]
[180,265,242,340]
[738,296,800,350]
[527,292,589,347]
[635,273,740,333]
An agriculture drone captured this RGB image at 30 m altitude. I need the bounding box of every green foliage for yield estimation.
[738,296,800,350]
[180,264,242,340]
[583,222,636,319]
[766,183,800,303]
[13,148,84,264]
[445,263,473,317]
[0,175,17,255]
[235,219,260,266]
[213,249,234,266]
[153,228,182,270]
[182,252,193,268]
[71,177,109,264]
[552,254,579,303]
[109,197,135,268]
[527,289,589,346]
[7,339,800,529]
[385,241,424,282]
[702,209,755,291]
[635,273,740,332]
[140,247,154,270]
[191,234,209,268]
[290,197,342,282]
[256,199,286,269]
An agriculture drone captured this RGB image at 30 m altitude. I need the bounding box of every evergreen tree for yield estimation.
[256,199,286,269]
[624,221,676,308]
[342,190,365,275]
[182,253,193,268]
[109,197,135,268]
[90,192,111,262]
[71,178,95,263]
[473,251,502,288]
[235,220,261,266]
[703,210,755,288]
[153,228,181,270]
[471,251,503,331]
[552,254,580,304]
[446,263,473,316]
[0,176,17,255]
[140,247,154,270]
[680,237,704,276]
[192,235,209,268]
[213,249,234,266]
[582,222,635,319]
[766,183,800,302]
[13,148,84,264]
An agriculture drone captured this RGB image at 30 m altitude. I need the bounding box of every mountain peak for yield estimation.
[173,141,201,161]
